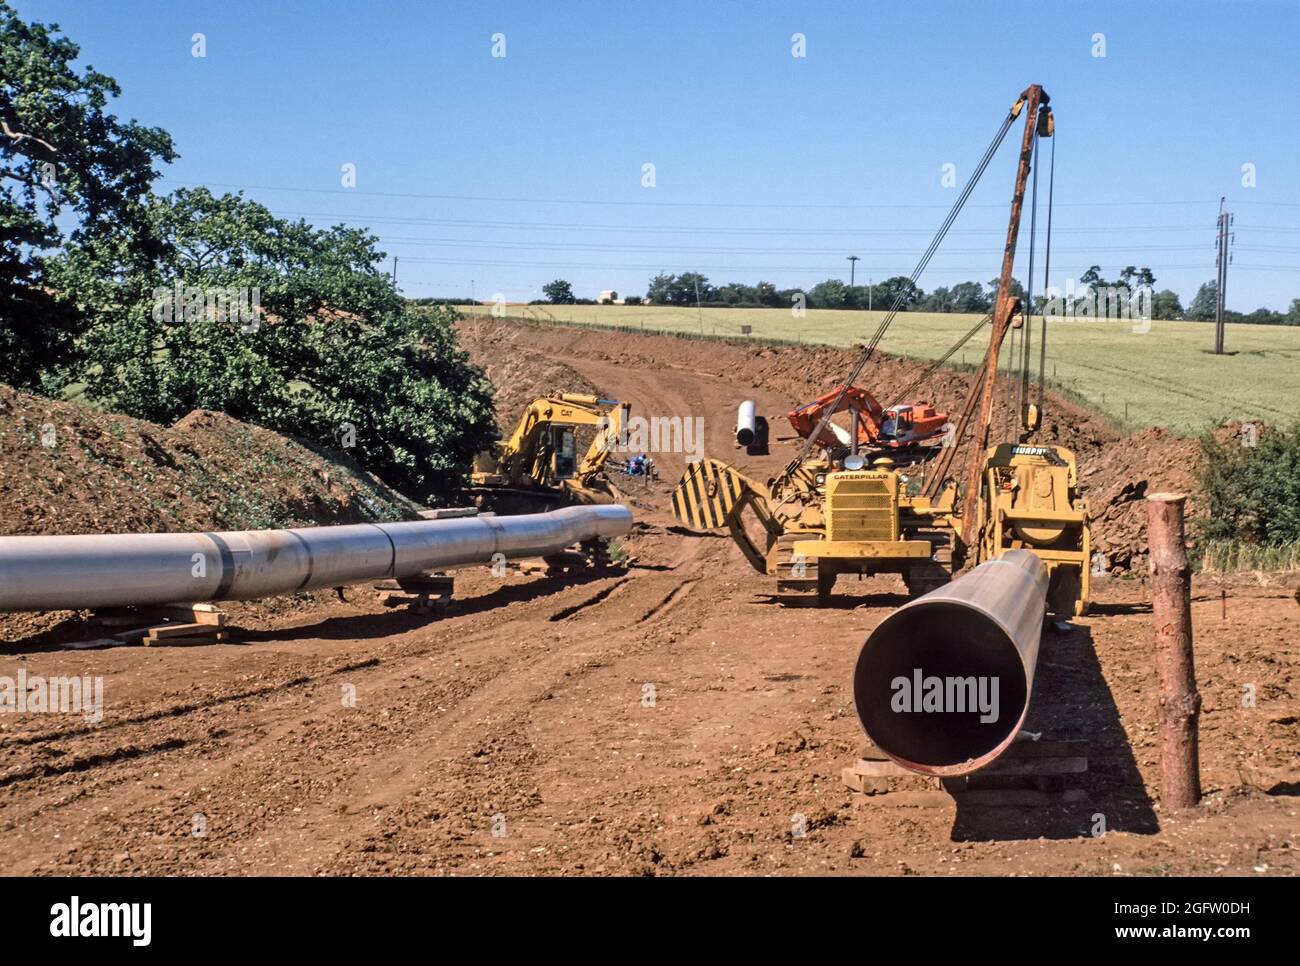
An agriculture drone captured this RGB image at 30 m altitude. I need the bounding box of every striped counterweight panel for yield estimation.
[671,458,747,530]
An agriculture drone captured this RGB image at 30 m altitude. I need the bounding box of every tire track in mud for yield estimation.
[1,657,382,749]
[549,576,632,621]
[0,531,724,874]
[232,525,729,873]
[0,573,643,869]
[638,578,700,623]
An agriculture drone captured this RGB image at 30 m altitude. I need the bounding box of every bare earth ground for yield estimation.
[0,320,1296,876]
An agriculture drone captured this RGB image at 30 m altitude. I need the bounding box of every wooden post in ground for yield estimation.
[1146,492,1202,808]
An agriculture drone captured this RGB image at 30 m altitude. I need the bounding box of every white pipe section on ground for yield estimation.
[0,505,633,612]
[735,400,757,446]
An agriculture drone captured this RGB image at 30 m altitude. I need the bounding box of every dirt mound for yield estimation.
[1081,427,1204,571]
[456,319,600,431]
[0,385,419,641]
[0,387,417,537]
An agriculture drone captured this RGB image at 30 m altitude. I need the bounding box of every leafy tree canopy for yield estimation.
[50,188,496,504]
[1,1,176,388]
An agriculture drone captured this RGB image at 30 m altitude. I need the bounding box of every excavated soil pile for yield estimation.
[0,387,416,537]
[0,385,419,642]
[456,320,600,432]
[1082,427,1204,570]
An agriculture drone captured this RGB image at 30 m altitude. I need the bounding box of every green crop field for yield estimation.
[465,304,1300,434]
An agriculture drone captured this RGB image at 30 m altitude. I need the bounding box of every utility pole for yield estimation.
[1214,198,1234,354]
[694,276,704,334]
[847,255,859,288]
[391,256,398,285]
[868,277,873,311]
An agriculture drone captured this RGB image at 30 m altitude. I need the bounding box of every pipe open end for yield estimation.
[853,600,1029,775]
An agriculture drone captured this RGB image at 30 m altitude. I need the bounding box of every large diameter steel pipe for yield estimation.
[852,549,1048,777]
[0,505,632,612]
[735,400,757,447]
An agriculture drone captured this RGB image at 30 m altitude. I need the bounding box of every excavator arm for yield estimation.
[787,385,885,450]
[788,384,950,454]
[578,399,631,485]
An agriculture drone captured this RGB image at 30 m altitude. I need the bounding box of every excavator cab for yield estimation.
[881,406,909,442]
[548,426,578,481]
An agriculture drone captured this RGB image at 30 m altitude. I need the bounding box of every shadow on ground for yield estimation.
[950,623,1159,842]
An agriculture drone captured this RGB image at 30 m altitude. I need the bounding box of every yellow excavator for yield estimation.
[471,393,630,514]
[671,85,1090,617]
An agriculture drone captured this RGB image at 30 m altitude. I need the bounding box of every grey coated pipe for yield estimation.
[851,549,1049,777]
[0,505,633,612]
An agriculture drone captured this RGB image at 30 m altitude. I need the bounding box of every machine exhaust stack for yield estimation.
[0,505,633,612]
[852,549,1048,776]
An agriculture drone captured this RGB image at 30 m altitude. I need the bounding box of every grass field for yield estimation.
[464,304,1300,434]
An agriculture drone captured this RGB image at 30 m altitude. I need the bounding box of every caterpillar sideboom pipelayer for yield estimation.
[671,84,1090,617]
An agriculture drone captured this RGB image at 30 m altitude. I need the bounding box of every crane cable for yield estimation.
[1012,129,1041,441]
[789,107,1019,469]
[887,310,993,408]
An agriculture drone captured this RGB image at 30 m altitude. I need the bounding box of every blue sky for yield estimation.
[20,0,1300,309]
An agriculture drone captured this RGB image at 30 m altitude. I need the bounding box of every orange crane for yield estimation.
[786,385,948,454]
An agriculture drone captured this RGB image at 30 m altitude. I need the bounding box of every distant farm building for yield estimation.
[598,290,621,304]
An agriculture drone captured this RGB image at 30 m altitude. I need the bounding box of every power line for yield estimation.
[159,178,1273,210]
[261,209,1249,235]
[371,235,1242,256]
[390,255,1262,274]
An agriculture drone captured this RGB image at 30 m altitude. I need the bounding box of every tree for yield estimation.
[755,281,782,307]
[1187,280,1218,321]
[672,272,713,305]
[872,276,923,310]
[810,278,849,309]
[55,188,496,505]
[951,281,990,313]
[0,1,176,389]
[988,276,1025,300]
[922,286,954,312]
[1198,423,1300,545]
[543,279,575,304]
[1151,289,1184,320]
[1119,265,1156,291]
[646,273,674,304]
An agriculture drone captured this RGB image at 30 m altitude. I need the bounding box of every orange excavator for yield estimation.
[787,385,948,455]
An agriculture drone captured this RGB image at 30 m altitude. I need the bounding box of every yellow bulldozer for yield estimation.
[471,393,630,515]
[671,84,1090,617]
